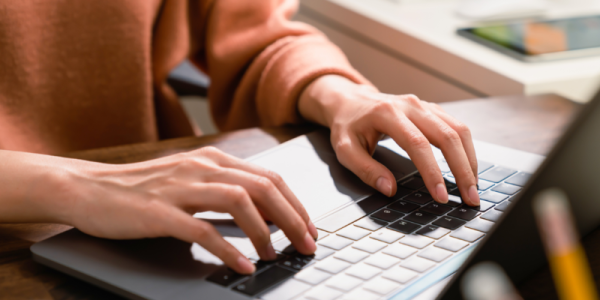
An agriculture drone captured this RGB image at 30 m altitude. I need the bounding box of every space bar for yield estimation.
[315,194,391,232]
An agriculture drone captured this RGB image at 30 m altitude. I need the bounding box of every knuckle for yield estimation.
[440,128,461,145]
[333,137,353,154]
[407,133,429,149]
[402,94,421,106]
[454,121,471,137]
[372,99,395,113]
[224,185,251,206]
[254,176,276,193]
[263,169,284,186]
[358,162,380,184]
[194,222,215,241]
[198,146,221,157]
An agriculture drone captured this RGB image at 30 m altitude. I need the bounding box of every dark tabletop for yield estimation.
[0,94,584,299]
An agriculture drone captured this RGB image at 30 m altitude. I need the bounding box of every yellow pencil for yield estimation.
[533,188,599,300]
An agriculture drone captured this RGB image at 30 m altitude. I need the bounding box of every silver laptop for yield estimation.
[31,125,545,299]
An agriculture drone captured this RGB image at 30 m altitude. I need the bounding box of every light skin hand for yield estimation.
[299,75,480,206]
[0,148,318,274]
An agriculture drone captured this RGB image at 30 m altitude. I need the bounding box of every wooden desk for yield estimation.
[0,94,581,299]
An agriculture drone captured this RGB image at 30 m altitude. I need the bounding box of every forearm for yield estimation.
[0,150,89,224]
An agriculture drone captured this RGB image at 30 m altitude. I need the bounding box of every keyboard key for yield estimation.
[448,207,479,221]
[337,226,371,241]
[363,277,401,295]
[346,263,382,280]
[477,161,494,174]
[432,216,466,230]
[326,274,363,292]
[438,159,451,173]
[418,247,453,262]
[314,246,335,260]
[318,235,353,250]
[478,179,495,191]
[505,172,531,186]
[417,225,450,239]
[261,279,311,300]
[316,193,394,232]
[317,230,329,241]
[421,203,452,216]
[387,201,419,214]
[403,211,437,225]
[371,208,404,222]
[435,237,469,252]
[446,195,463,207]
[470,200,495,212]
[495,201,510,212]
[479,167,517,182]
[382,244,417,259]
[206,267,247,287]
[370,228,405,243]
[466,218,495,232]
[315,258,351,274]
[388,220,421,234]
[352,238,388,253]
[278,254,315,271]
[399,177,425,190]
[492,183,521,195]
[273,238,296,254]
[364,253,401,269]
[480,191,509,203]
[334,248,370,263]
[404,192,433,205]
[398,235,434,249]
[255,254,286,271]
[451,227,485,242]
[354,217,387,231]
[295,268,332,285]
[304,285,343,300]
[234,265,295,296]
[481,210,503,222]
[394,186,418,200]
[401,257,436,273]
[383,266,419,284]
[341,288,380,300]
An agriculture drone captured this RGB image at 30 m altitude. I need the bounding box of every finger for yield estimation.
[161,207,256,274]
[407,107,480,206]
[426,102,478,180]
[201,148,318,239]
[333,134,397,197]
[203,168,316,255]
[371,110,449,204]
[175,183,277,261]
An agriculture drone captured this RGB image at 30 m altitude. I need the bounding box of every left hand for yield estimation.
[299,75,480,206]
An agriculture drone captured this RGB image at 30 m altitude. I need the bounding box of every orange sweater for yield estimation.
[0,0,368,155]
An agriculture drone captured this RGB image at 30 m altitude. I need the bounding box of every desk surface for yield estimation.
[0,94,583,299]
[301,0,600,102]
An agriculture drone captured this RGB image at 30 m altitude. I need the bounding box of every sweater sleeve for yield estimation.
[189,0,372,131]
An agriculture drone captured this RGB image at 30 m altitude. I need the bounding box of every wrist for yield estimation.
[299,75,376,128]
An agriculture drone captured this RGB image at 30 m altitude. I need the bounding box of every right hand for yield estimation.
[61,147,318,274]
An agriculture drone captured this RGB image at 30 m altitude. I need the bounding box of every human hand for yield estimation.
[299,75,480,206]
[62,147,318,274]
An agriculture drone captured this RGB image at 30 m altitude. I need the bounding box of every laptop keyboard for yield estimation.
[206,161,530,300]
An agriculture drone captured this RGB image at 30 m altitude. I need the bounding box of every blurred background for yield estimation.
[171,0,600,135]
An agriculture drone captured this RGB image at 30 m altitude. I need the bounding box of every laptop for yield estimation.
[31,90,597,299]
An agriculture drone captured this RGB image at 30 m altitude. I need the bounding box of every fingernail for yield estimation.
[469,185,480,206]
[376,177,392,197]
[265,243,277,260]
[304,232,317,253]
[237,256,255,274]
[436,183,448,203]
[308,221,319,240]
